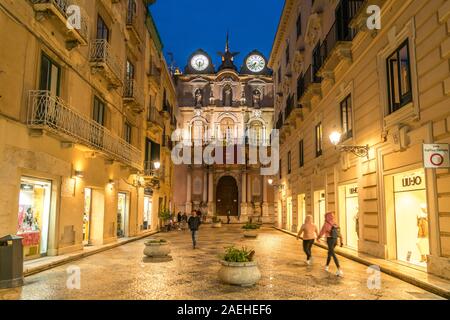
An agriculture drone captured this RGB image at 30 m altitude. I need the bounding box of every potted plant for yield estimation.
[212,216,222,228]
[242,222,260,238]
[218,246,261,287]
[143,238,171,257]
[159,209,171,232]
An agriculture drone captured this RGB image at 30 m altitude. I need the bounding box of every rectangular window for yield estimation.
[340,94,353,140]
[287,151,291,174]
[145,138,160,169]
[386,40,412,114]
[96,15,110,41]
[315,122,323,157]
[299,139,304,168]
[296,13,302,38]
[312,43,322,82]
[124,122,132,144]
[93,96,106,126]
[39,53,61,96]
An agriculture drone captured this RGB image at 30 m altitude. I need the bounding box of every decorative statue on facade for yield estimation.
[194,89,203,107]
[252,89,261,108]
[223,85,232,106]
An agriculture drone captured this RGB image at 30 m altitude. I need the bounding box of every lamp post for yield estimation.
[267,178,285,191]
[329,130,369,158]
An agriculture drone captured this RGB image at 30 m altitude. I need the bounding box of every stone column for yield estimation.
[207,170,215,216]
[240,171,248,221]
[186,169,192,213]
[262,176,270,222]
[202,170,208,203]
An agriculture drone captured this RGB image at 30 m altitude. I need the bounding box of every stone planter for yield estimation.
[243,230,258,238]
[218,260,261,287]
[212,222,222,228]
[143,240,171,257]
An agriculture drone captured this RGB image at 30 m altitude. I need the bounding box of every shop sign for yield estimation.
[394,170,426,192]
[345,184,358,197]
[423,144,450,168]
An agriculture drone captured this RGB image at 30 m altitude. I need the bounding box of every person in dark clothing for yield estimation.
[177,212,182,223]
[318,212,344,277]
[227,210,231,224]
[188,210,201,249]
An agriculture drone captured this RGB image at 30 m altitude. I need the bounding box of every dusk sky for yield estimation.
[149,0,285,71]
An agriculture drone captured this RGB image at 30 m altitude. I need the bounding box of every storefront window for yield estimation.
[143,196,152,230]
[392,169,429,267]
[297,194,306,232]
[314,190,325,228]
[117,193,128,238]
[286,197,293,231]
[17,177,52,257]
[83,188,92,246]
[338,184,359,250]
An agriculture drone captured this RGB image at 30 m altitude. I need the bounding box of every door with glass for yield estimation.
[83,188,92,246]
[18,177,52,258]
[117,193,128,238]
[297,194,306,232]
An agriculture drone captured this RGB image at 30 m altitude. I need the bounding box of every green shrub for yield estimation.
[145,239,167,245]
[159,209,171,222]
[242,222,260,230]
[222,246,255,262]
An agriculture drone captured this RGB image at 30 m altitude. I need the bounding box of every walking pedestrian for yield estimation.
[188,210,201,249]
[177,211,182,230]
[318,212,344,277]
[227,210,231,224]
[296,215,318,265]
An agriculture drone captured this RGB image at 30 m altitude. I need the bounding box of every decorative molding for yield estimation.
[305,13,322,47]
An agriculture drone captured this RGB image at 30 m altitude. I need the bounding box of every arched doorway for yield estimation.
[216,176,239,216]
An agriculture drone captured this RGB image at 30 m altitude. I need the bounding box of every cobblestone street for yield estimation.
[0,226,444,300]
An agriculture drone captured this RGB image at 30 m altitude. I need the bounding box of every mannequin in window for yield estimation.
[417,204,429,263]
[223,85,233,106]
[194,89,203,108]
[252,89,262,108]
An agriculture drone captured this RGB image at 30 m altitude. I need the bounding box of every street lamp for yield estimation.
[329,130,369,158]
[267,178,284,191]
[153,161,161,170]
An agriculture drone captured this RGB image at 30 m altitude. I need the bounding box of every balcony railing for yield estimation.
[89,39,123,85]
[123,78,144,109]
[147,107,164,128]
[144,161,164,181]
[28,90,142,170]
[148,65,161,87]
[126,6,144,42]
[30,0,88,45]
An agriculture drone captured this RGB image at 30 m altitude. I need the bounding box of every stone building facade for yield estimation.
[269,0,450,279]
[172,40,276,222]
[0,0,177,259]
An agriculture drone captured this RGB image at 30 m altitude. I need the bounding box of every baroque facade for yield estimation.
[172,38,276,222]
[0,0,177,259]
[269,0,450,279]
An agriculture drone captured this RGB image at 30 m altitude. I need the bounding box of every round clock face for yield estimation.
[191,54,209,71]
[246,54,266,72]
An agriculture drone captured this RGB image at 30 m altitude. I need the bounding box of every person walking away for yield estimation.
[227,210,231,224]
[297,215,318,265]
[177,211,182,230]
[188,211,201,249]
[318,212,344,277]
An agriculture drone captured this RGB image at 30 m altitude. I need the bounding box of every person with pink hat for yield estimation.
[318,212,344,277]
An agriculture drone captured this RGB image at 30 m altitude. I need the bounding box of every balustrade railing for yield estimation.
[123,78,144,106]
[89,39,123,81]
[28,90,142,169]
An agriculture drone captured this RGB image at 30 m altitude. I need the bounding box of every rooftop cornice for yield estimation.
[268,0,296,69]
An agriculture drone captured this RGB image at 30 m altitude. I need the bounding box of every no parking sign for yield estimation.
[423,144,450,168]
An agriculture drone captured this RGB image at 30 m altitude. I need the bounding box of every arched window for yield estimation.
[191,120,206,145]
[222,85,233,106]
[220,117,235,142]
[248,121,264,145]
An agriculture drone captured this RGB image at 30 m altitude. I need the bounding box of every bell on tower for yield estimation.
[218,32,239,71]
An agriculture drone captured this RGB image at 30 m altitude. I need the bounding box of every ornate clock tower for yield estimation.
[172,35,275,224]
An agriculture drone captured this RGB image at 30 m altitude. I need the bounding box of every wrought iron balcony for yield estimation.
[317,0,364,79]
[126,6,144,43]
[28,90,142,170]
[147,107,164,132]
[298,65,322,105]
[30,0,88,49]
[144,161,164,182]
[123,78,145,113]
[89,39,123,88]
[147,65,161,89]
